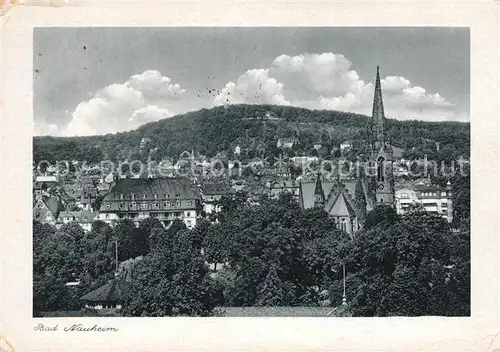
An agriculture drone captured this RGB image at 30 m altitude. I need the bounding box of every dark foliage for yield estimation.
[33,104,470,165]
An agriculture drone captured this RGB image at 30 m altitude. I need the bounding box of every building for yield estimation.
[297,66,395,236]
[277,137,297,149]
[35,174,59,183]
[268,179,300,200]
[340,141,353,152]
[57,210,98,232]
[97,177,199,229]
[33,196,65,226]
[200,183,235,214]
[80,278,133,310]
[395,181,453,222]
[299,174,372,236]
[234,145,241,156]
[368,65,395,207]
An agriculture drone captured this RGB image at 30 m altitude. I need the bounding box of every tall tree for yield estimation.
[123,222,219,316]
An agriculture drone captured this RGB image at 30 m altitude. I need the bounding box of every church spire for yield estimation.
[372,65,386,147]
[313,172,325,208]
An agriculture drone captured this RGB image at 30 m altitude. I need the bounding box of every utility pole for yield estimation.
[342,264,347,306]
[115,239,119,276]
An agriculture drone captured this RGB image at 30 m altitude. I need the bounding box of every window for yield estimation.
[152,201,159,209]
[186,201,191,207]
[186,212,191,217]
[165,193,170,198]
[340,218,347,232]
[130,193,135,200]
[176,200,181,207]
[154,193,158,199]
[143,194,147,199]
[441,191,446,197]
[377,156,385,182]
[105,214,109,219]
[130,201,137,209]
[119,202,124,209]
[175,193,180,198]
[141,201,148,210]
[105,202,111,209]
[164,201,170,207]
[119,194,124,200]
[186,220,192,228]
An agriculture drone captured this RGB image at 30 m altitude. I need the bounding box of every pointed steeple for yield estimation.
[372,65,386,147]
[313,172,325,208]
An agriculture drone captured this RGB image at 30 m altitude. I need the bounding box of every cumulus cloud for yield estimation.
[215,52,463,122]
[214,69,290,106]
[128,70,186,102]
[34,122,60,136]
[62,70,185,136]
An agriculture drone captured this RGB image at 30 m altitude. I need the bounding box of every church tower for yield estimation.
[370,66,395,207]
[313,172,325,208]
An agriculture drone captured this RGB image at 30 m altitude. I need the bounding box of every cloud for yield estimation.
[216,52,464,122]
[213,69,290,106]
[62,70,185,136]
[128,105,173,128]
[128,70,186,102]
[34,122,60,136]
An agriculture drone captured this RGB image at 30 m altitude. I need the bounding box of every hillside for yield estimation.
[33,104,470,164]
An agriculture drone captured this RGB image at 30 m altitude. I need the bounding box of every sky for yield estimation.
[34,27,470,136]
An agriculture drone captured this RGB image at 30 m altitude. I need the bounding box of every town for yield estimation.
[33,67,470,318]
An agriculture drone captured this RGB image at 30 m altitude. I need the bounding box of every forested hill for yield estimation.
[33,104,470,164]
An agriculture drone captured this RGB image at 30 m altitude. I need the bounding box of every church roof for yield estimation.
[300,178,360,218]
[326,191,356,218]
[299,181,334,209]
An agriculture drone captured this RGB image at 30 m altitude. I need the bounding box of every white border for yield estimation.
[1,2,499,351]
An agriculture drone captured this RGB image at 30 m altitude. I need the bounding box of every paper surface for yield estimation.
[1,1,499,351]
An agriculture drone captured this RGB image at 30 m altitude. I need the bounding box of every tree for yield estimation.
[256,262,288,306]
[122,221,219,316]
[113,219,142,261]
[202,223,227,271]
[137,217,164,254]
[33,221,87,314]
[354,177,367,221]
[348,210,465,316]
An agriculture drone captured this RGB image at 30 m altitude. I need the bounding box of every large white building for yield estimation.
[97,177,199,229]
[395,181,453,223]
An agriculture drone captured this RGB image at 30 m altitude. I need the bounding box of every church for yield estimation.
[299,66,395,236]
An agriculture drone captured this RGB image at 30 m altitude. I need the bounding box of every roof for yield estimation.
[300,178,360,218]
[80,279,133,302]
[42,196,65,218]
[220,306,334,317]
[58,211,97,223]
[269,180,298,188]
[202,183,234,195]
[102,177,198,202]
[326,190,356,217]
[300,181,335,209]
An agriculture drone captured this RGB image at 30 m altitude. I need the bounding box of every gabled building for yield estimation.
[200,183,235,214]
[395,181,453,223]
[80,278,133,310]
[268,179,300,200]
[97,177,199,229]
[57,210,98,232]
[33,196,65,226]
[299,174,371,236]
